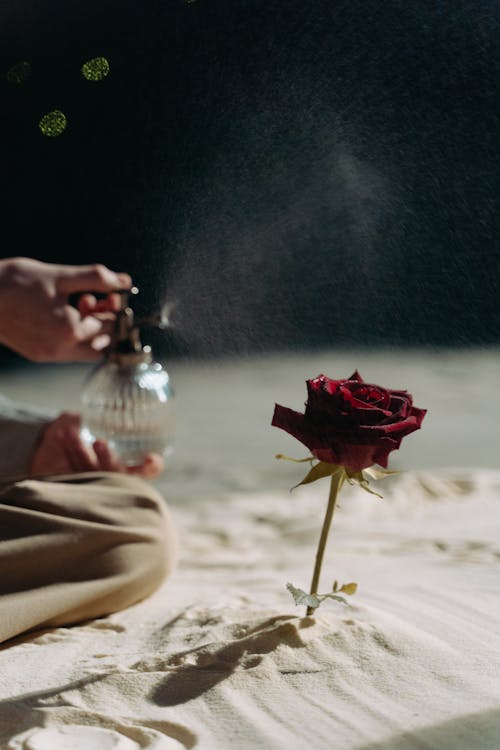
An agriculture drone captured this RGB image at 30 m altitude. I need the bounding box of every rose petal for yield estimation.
[347,370,364,382]
[272,373,426,473]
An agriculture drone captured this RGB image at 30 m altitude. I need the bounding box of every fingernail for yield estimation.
[117,273,132,287]
[91,334,111,351]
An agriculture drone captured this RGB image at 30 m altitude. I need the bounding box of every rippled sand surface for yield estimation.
[1,350,499,750]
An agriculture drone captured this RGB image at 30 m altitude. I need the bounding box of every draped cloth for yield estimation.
[0,472,177,644]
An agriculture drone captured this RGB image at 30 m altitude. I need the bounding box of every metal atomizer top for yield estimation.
[109,287,151,366]
[107,286,170,366]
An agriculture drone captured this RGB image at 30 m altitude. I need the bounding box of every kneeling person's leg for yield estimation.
[0,472,177,644]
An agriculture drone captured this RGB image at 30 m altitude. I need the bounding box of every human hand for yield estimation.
[0,257,132,362]
[29,412,164,479]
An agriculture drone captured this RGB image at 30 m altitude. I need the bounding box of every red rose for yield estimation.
[272,371,426,472]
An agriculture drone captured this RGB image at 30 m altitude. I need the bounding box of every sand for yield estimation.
[0,349,499,749]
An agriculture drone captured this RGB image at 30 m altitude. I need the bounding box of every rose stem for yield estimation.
[307,468,345,616]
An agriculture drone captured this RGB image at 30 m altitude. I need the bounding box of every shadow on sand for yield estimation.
[151,615,315,707]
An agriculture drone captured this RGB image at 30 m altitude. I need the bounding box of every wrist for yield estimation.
[0,258,36,349]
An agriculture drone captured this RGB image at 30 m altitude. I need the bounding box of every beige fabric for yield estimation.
[0,472,177,644]
[0,394,53,476]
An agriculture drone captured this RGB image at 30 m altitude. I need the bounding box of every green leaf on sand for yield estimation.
[287,582,354,610]
[287,583,322,609]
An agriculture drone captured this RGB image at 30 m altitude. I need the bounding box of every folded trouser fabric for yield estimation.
[0,472,178,644]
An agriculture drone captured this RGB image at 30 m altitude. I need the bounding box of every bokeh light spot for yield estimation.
[39,110,67,137]
[81,57,110,81]
[6,61,31,84]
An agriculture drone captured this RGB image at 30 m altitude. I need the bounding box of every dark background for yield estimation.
[1,0,499,360]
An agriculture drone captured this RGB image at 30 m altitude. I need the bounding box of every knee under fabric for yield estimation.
[0,472,178,644]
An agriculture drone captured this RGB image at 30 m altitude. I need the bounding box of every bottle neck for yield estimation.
[108,304,151,366]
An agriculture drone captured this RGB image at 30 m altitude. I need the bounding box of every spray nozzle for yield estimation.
[135,310,170,330]
[109,286,170,364]
[115,286,171,329]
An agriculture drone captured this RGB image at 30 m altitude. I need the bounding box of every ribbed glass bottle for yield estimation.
[81,357,174,466]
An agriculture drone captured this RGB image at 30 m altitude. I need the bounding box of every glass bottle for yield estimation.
[81,288,174,466]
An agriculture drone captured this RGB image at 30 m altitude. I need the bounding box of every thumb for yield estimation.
[56,264,132,295]
[126,453,164,479]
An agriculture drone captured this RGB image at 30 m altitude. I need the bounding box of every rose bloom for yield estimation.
[272,371,426,472]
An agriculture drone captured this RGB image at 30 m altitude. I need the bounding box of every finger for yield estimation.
[56,412,82,428]
[64,427,100,472]
[126,453,165,479]
[80,311,117,324]
[75,321,114,358]
[56,264,132,296]
[78,294,98,316]
[78,316,116,342]
[78,294,121,316]
[66,309,104,341]
[67,306,116,343]
[69,310,114,343]
[93,440,126,472]
[90,333,111,352]
[97,293,122,312]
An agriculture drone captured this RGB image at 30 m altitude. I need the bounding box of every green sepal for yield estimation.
[344,471,384,498]
[275,454,315,464]
[363,466,399,480]
[294,462,344,488]
[344,466,397,498]
[276,451,397,497]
